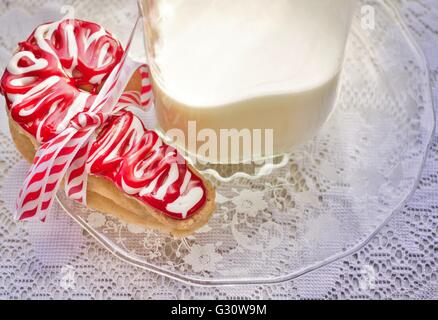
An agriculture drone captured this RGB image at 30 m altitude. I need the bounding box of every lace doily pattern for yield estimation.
[0,0,436,299]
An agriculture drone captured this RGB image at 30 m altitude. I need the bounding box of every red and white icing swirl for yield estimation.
[1,19,207,220]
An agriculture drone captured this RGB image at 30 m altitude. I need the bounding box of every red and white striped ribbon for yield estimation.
[117,65,153,110]
[15,17,152,221]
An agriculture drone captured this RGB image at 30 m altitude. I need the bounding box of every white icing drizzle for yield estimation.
[155,163,179,200]
[33,21,64,72]
[180,171,192,194]
[7,51,48,76]
[166,187,204,219]
[10,77,36,87]
[139,173,163,197]
[64,23,79,77]
[105,114,143,161]
[134,151,160,179]
[97,43,110,68]
[36,101,61,141]
[83,27,106,51]
[14,76,60,109]
[121,178,143,195]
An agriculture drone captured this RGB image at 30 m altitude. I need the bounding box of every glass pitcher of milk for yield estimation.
[139,0,356,164]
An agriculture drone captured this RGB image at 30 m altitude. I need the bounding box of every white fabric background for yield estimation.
[0,0,436,299]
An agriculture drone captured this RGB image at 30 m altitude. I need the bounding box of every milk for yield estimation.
[141,0,355,163]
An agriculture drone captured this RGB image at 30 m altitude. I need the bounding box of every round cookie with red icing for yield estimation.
[1,19,216,235]
[2,19,124,142]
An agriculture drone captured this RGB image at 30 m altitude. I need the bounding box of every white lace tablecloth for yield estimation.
[0,0,436,300]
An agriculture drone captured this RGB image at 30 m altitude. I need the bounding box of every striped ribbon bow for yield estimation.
[16,17,151,221]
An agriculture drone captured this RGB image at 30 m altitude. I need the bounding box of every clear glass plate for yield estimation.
[57,0,435,286]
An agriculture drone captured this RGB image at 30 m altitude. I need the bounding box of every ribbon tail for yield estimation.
[16,129,94,221]
[16,129,77,221]
[65,136,94,205]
